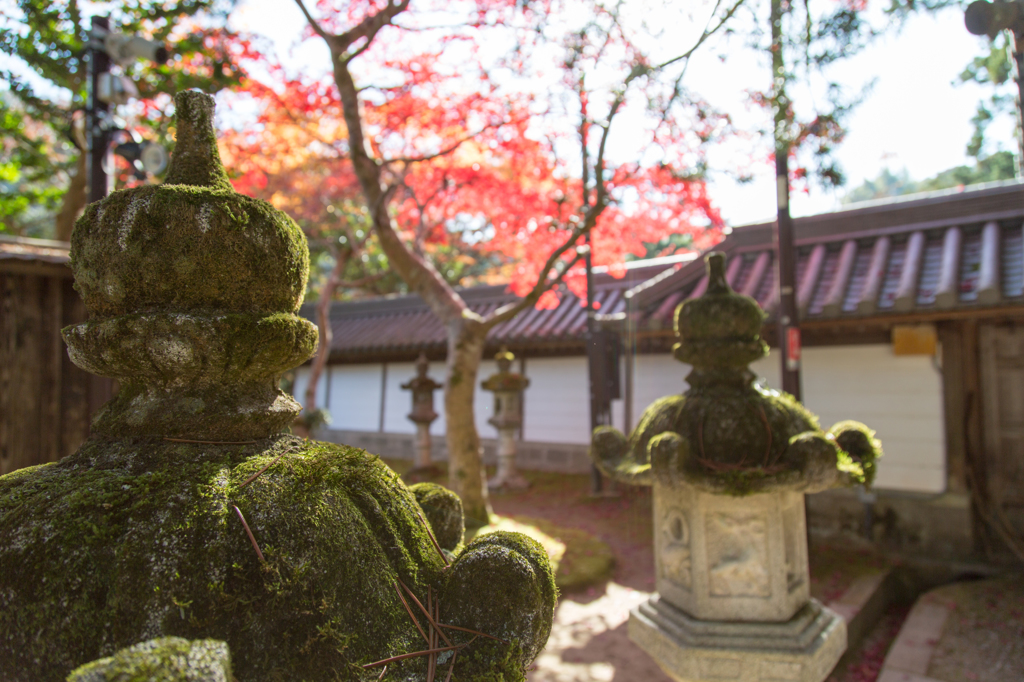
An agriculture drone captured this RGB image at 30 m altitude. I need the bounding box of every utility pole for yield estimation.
[86,16,113,203]
[84,17,170,203]
[584,232,607,494]
[966,0,1024,176]
[771,0,802,401]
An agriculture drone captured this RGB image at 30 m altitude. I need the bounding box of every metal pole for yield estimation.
[771,0,802,402]
[584,232,604,494]
[86,16,112,204]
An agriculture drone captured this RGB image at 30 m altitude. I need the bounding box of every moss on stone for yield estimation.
[828,420,882,487]
[0,436,444,681]
[67,637,230,682]
[440,531,557,681]
[590,251,882,496]
[0,436,555,681]
[409,482,465,551]
[70,184,309,319]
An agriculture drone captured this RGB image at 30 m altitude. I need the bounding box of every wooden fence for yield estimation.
[0,236,114,475]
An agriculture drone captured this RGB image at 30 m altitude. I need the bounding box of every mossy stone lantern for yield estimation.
[591,252,883,682]
[481,347,530,490]
[401,352,442,469]
[0,91,557,682]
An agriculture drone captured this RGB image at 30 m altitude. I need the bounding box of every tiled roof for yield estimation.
[627,180,1024,327]
[311,258,692,359]
[0,235,71,265]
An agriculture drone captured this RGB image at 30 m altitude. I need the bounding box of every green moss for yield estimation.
[829,420,883,487]
[70,184,309,319]
[440,531,556,681]
[63,312,317,387]
[67,637,230,682]
[0,436,557,681]
[0,437,443,681]
[409,482,465,551]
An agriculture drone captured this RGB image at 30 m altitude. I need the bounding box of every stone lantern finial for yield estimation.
[62,90,317,441]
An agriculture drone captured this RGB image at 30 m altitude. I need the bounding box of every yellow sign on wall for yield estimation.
[892,324,938,356]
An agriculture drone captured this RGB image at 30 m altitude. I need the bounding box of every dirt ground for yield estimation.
[925,575,1024,682]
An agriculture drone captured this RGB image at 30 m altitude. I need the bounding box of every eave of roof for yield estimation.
[628,180,1024,327]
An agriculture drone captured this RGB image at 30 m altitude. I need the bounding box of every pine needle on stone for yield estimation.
[232,505,264,562]
[398,579,453,647]
[393,582,429,646]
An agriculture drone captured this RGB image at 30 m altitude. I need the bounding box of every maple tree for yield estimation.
[213,0,744,527]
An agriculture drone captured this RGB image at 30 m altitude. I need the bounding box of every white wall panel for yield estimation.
[521,356,590,444]
[291,367,327,413]
[629,353,691,429]
[325,364,384,432]
[752,345,945,493]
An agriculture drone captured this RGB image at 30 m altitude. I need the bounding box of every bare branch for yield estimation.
[383,120,506,166]
[293,0,333,41]
[336,0,413,63]
[657,0,746,73]
[484,233,587,328]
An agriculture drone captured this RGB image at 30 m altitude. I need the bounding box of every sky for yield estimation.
[228,0,1014,229]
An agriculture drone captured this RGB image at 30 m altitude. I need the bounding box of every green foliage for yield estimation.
[956,28,1018,161]
[843,151,1017,204]
[0,94,67,235]
[0,0,244,237]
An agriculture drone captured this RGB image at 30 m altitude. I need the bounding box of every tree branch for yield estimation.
[293,0,333,41]
[484,232,588,329]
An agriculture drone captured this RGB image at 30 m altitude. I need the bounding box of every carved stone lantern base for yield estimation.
[488,427,530,490]
[629,595,846,682]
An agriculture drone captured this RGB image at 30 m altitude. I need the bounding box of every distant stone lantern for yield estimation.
[481,347,530,490]
[402,353,442,469]
[591,252,884,682]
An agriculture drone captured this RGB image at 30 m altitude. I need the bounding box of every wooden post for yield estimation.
[771,0,802,401]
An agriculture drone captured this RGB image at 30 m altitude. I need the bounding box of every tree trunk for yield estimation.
[445,318,492,528]
[54,154,87,242]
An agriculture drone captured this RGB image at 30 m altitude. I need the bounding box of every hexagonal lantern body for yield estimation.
[653,483,808,622]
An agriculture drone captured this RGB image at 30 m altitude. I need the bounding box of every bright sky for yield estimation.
[229,0,1013,229]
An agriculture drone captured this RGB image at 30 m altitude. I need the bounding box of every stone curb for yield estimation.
[876,593,952,682]
[825,568,895,652]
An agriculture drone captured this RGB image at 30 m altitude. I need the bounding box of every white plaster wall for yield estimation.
[292,367,327,413]
[321,364,385,432]
[628,353,691,429]
[750,345,946,494]
[521,356,591,444]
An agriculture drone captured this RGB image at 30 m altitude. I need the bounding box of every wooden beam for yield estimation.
[740,251,771,298]
[976,221,1001,305]
[856,236,891,315]
[822,240,858,317]
[725,254,744,288]
[797,244,826,320]
[0,261,72,279]
[894,231,925,312]
[935,226,962,309]
[687,274,709,300]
